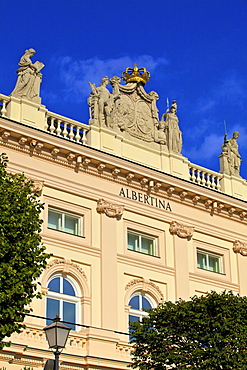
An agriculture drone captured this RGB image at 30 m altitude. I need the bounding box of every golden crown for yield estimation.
[122,64,150,84]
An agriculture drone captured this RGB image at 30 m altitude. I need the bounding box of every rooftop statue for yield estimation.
[220,131,241,177]
[160,101,182,154]
[88,65,182,150]
[10,48,44,104]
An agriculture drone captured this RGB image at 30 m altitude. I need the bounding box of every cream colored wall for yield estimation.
[1,115,247,370]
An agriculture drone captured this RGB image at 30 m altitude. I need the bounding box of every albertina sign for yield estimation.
[119,187,172,211]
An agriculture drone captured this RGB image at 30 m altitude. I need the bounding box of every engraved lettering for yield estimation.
[132,191,137,200]
[126,189,131,199]
[159,200,166,209]
[166,202,172,212]
[138,192,143,202]
[119,187,126,197]
[143,194,150,205]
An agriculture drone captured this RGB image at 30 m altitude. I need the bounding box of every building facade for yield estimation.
[0,59,247,370]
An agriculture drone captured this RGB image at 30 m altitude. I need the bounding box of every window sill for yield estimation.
[197,267,226,275]
[127,248,160,258]
[48,227,85,238]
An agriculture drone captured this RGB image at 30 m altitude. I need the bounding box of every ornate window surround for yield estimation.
[41,258,91,327]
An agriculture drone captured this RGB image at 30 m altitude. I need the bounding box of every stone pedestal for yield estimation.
[6,96,47,129]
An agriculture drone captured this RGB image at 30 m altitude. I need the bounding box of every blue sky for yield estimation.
[1,0,247,178]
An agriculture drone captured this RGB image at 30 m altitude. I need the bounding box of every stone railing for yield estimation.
[45,111,90,145]
[0,94,10,118]
[189,163,223,191]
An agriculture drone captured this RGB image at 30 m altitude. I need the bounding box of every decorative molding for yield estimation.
[125,277,164,299]
[18,136,28,145]
[126,172,134,181]
[179,191,187,200]
[51,147,60,156]
[167,186,175,195]
[46,258,88,281]
[1,130,10,140]
[204,199,212,208]
[97,163,105,171]
[192,195,200,204]
[169,220,194,238]
[154,182,162,189]
[67,153,76,161]
[112,168,121,176]
[96,198,124,218]
[228,207,235,215]
[233,240,247,256]
[140,177,149,186]
[32,180,44,194]
[240,211,247,219]
[83,157,91,166]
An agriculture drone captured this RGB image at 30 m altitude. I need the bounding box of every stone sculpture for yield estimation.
[88,65,183,150]
[161,101,182,154]
[88,77,114,127]
[10,48,44,103]
[220,132,241,177]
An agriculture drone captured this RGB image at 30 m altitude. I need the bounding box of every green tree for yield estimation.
[130,291,247,370]
[0,153,50,349]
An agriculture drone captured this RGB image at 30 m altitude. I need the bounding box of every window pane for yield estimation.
[63,301,75,330]
[197,251,206,269]
[142,296,152,310]
[128,232,139,251]
[48,277,60,293]
[64,214,79,235]
[63,278,76,296]
[141,236,154,255]
[46,298,60,325]
[129,296,139,310]
[208,255,220,273]
[48,210,61,230]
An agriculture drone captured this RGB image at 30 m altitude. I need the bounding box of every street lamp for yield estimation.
[43,316,71,370]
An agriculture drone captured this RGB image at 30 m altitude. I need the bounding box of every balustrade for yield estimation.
[189,164,222,191]
[0,94,10,118]
[46,112,90,145]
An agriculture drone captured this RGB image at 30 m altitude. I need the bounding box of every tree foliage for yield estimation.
[0,153,50,349]
[130,291,247,370]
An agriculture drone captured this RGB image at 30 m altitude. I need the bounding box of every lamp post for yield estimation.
[43,316,71,370]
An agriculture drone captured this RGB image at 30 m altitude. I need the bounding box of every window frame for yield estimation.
[197,248,223,274]
[128,292,155,322]
[127,229,158,257]
[48,206,83,236]
[46,274,81,331]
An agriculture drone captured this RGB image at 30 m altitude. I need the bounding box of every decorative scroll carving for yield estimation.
[96,198,124,218]
[233,240,247,256]
[46,258,88,281]
[169,220,194,239]
[125,278,164,299]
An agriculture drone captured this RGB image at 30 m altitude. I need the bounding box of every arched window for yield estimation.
[128,292,155,324]
[46,275,80,330]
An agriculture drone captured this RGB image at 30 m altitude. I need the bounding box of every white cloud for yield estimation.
[184,133,223,161]
[51,55,168,102]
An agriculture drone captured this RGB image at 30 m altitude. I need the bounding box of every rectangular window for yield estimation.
[127,229,157,256]
[48,207,81,236]
[197,249,223,273]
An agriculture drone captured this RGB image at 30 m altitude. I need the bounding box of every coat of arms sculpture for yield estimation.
[88,64,182,153]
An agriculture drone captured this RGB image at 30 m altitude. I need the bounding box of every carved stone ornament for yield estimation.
[96,198,124,218]
[169,221,194,239]
[125,278,164,299]
[233,240,247,256]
